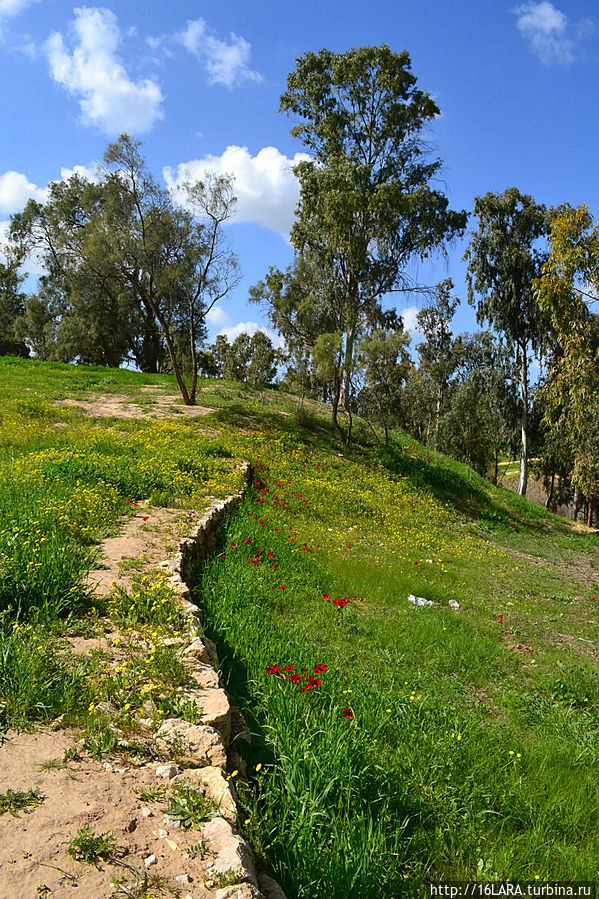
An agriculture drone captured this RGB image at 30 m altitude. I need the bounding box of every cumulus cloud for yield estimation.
[0,170,47,215]
[0,0,39,24]
[400,306,423,339]
[178,18,262,88]
[58,162,99,183]
[217,320,283,348]
[514,2,587,65]
[45,7,164,134]
[205,306,232,328]
[164,145,310,238]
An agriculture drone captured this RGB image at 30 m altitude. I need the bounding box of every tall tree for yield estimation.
[464,187,550,496]
[247,331,276,387]
[535,203,599,525]
[263,45,466,440]
[0,257,28,357]
[356,327,411,445]
[416,278,460,447]
[10,135,239,403]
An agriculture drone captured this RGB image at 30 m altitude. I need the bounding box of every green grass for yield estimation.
[0,356,597,896]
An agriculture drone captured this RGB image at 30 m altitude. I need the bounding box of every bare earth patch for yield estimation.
[58,393,215,420]
[0,732,215,898]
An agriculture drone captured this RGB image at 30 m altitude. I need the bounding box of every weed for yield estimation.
[161,783,213,829]
[0,787,44,817]
[66,824,117,864]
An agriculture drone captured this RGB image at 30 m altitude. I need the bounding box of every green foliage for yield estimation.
[464,188,551,495]
[10,135,239,403]
[256,45,467,438]
[66,824,117,864]
[0,787,44,817]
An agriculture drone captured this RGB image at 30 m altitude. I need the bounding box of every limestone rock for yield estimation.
[195,687,230,744]
[172,766,236,821]
[185,661,220,689]
[258,874,288,899]
[408,594,435,607]
[155,718,226,768]
[184,637,215,666]
[216,885,264,899]
[156,764,179,779]
[203,817,257,887]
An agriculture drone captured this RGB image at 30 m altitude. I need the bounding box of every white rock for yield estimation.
[156,764,179,780]
[204,817,258,887]
[175,874,191,885]
[448,600,460,610]
[141,807,153,817]
[144,855,157,868]
[408,594,435,607]
[155,719,227,768]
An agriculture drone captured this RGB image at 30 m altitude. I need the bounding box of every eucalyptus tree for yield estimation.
[10,135,239,403]
[256,45,466,441]
[0,257,28,356]
[535,203,599,524]
[416,278,460,447]
[464,187,550,496]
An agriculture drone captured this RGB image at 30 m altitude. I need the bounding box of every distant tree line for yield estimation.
[1,45,597,524]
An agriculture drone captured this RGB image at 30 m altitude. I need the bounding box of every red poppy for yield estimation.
[322,593,330,600]
[342,708,354,718]
[313,663,327,674]
[283,664,294,672]
[333,597,348,608]
[265,665,280,675]
[279,585,287,590]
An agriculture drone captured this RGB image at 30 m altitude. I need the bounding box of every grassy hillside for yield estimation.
[1,356,597,897]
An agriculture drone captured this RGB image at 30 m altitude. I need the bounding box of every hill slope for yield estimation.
[0,357,597,896]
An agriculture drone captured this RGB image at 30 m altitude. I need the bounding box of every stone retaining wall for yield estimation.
[153,461,286,899]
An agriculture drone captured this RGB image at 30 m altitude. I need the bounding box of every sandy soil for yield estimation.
[0,732,214,898]
[58,392,214,420]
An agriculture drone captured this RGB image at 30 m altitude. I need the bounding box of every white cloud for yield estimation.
[205,306,232,328]
[514,2,580,65]
[218,320,283,348]
[45,7,164,134]
[0,0,39,21]
[58,162,99,183]
[164,145,310,238]
[0,170,47,215]
[400,306,423,339]
[178,18,262,88]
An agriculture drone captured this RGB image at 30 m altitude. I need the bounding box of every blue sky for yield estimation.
[1,0,597,348]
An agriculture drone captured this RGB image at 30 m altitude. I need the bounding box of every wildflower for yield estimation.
[265,664,280,675]
[313,663,327,674]
[333,597,348,608]
[279,585,287,590]
[342,707,354,718]
[255,763,262,771]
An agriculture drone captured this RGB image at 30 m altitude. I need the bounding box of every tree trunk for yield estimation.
[572,486,582,521]
[188,304,198,404]
[545,472,555,510]
[518,342,528,497]
[331,370,344,442]
[588,493,594,528]
[340,326,355,409]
